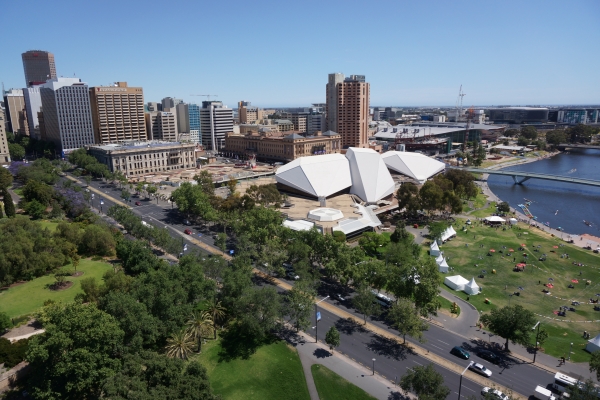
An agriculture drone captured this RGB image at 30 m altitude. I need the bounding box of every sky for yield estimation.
[1,0,599,108]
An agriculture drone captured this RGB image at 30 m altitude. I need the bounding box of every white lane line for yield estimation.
[411,360,423,366]
[437,339,450,345]
[430,344,445,351]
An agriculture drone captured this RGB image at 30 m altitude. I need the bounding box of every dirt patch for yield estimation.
[438,308,459,318]
[49,281,74,291]
[71,271,84,277]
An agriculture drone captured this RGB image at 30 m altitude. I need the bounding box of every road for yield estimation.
[75,176,557,399]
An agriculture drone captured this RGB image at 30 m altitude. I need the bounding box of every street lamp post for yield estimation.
[372,358,376,375]
[314,295,329,343]
[568,342,573,361]
[457,361,474,400]
[532,321,541,363]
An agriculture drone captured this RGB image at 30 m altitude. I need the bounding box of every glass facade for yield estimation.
[188,103,200,131]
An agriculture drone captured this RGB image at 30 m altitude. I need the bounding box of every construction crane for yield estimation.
[191,94,218,101]
[455,85,466,122]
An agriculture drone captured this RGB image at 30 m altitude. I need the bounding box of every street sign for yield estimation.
[229,250,234,255]
[316,312,321,322]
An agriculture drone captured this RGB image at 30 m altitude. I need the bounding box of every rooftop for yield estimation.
[90,141,196,151]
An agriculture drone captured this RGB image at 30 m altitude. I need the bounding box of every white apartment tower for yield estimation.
[200,101,233,151]
[23,86,43,139]
[40,78,95,154]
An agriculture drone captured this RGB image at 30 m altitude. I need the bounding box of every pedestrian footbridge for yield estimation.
[452,167,600,187]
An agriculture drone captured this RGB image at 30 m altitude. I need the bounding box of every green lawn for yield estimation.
[311,364,377,400]
[469,200,497,218]
[38,220,59,232]
[0,259,112,319]
[437,218,600,362]
[198,340,310,400]
[438,293,461,316]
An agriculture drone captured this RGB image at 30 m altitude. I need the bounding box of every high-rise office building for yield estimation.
[23,86,43,139]
[3,89,28,136]
[40,78,95,153]
[145,110,177,141]
[147,102,161,112]
[0,110,11,164]
[89,82,147,144]
[325,73,370,148]
[188,103,201,143]
[161,97,183,110]
[200,101,233,151]
[238,101,263,124]
[176,103,190,134]
[22,50,57,87]
[307,112,325,135]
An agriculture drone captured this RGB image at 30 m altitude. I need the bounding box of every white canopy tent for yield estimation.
[485,216,506,223]
[435,254,444,265]
[464,277,480,295]
[430,241,440,256]
[440,226,457,242]
[444,275,469,291]
[438,258,450,273]
[586,334,600,353]
[509,218,518,225]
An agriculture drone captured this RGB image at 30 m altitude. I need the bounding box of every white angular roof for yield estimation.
[430,241,439,251]
[381,151,445,183]
[275,154,352,198]
[345,148,395,203]
[435,254,444,265]
[308,208,344,222]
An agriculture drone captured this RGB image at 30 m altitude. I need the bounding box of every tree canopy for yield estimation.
[480,304,536,351]
[400,363,450,400]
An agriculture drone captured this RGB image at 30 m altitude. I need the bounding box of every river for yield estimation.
[486,149,600,236]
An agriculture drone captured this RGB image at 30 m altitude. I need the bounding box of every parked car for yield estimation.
[183,219,191,226]
[286,271,300,280]
[469,363,492,377]
[450,346,470,360]
[481,387,508,400]
[184,229,192,235]
[334,293,346,302]
[477,349,500,364]
[135,201,141,206]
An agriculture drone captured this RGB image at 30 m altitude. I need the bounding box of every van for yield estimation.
[533,385,557,400]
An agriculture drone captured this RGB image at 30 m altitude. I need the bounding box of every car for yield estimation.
[286,271,300,280]
[481,387,508,400]
[283,262,293,271]
[334,293,346,302]
[184,229,192,235]
[135,201,141,206]
[469,363,492,377]
[450,346,470,360]
[477,349,500,364]
[183,219,191,226]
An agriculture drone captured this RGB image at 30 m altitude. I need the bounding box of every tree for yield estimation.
[8,143,25,160]
[203,298,227,339]
[23,179,54,206]
[332,230,346,243]
[358,232,389,257]
[0,311,11,333]
[80,224,116,256]
[286,287,314,332]
[428,221,448,243]
[480,304,536,351]
[388,298,428,343]
[26,302,124,400]
[567,124,598,143]
[2,190,15,217]
[215,232,227,251]
[194,170,215,196]
[390,226,410,244]
[25,199,46,219]
[0,167,13,191]
[521,125,538,140]
[497,201,510,213]
[185,312,213,353]
[566,379,600,400]
[517,136,530,146]
[396,182,420,214]
[165,329,195,360]
[419,181,444,214]
[352,284,380,324]
[226,178,238,195]
[325,326,340,352]
[590,351,600,382]
[234,286,283,347]
[400,363,450,400]
[120,189,131,203]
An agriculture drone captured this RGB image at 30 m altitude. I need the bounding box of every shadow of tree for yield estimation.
[335,317,368,335]
[313,348,332,359]
[218,323,276,362]
[367,334,412,361]
[387,391,411,400]
[278,326,305,346]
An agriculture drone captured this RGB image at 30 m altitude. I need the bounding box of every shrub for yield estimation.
[0,337,29,368]
[332,231,346,243]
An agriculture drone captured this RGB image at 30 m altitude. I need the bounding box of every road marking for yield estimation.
[437,339,450,345]
[430,344,444,351]
[411,360,423,366]
[463,386,475,392]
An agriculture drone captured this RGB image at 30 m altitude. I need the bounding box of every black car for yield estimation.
[477,349,499,364]
[450,346,470,360]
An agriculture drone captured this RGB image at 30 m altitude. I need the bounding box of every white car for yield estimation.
[469,363,492,377]
[334,293,346,302]
[481,387,508,400]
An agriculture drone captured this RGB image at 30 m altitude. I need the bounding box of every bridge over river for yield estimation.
[451,167,600,187]
[556,143,600,151]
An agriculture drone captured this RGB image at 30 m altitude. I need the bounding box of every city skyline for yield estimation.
[1,0,599,107]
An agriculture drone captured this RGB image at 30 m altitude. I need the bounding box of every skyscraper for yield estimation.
[325,73,370,148]
[23,86,44,139]
[40,78,95,154]
[3,89,28,136]
[188,103,201,144]
[145,110,177,141]
[200,101,233,151]
[176,103,190,134]
[22,50,57,87]
[89,82,147,144]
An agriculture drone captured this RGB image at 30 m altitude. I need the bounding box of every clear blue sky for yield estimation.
[2,0,599,107]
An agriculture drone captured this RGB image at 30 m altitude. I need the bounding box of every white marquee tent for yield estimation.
[345,148,396,204]
[444,275,469,291]
[275,154,352,198]
[435,254,444,265]
[464,277,480,295]
[430,241,440,256]
[381,151,446,183]
[586,334,600,353]
[485,216,506,223]
[438,258,450,273]
[440,226,457,242]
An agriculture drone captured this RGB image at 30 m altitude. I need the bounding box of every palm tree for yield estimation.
[165,329,195,360]
[186,311,213,353]
[204,299,227,339]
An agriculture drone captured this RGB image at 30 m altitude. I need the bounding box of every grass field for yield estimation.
[198,340,310,400]
[311,364,376,400]
[436,218,600,362]
[438,294,461,317]
[38,220,59,232]
[0,259,112,319]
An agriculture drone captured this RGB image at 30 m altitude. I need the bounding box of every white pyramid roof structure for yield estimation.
[430,241,439,251]
[586,334,600,353]
[444,275,469,291]
[381,151,445,183]
[464,277,480,295]
[345,148,395,203]
[438,258,450,273]
[435,254,444,265]
[275,154,352,198]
